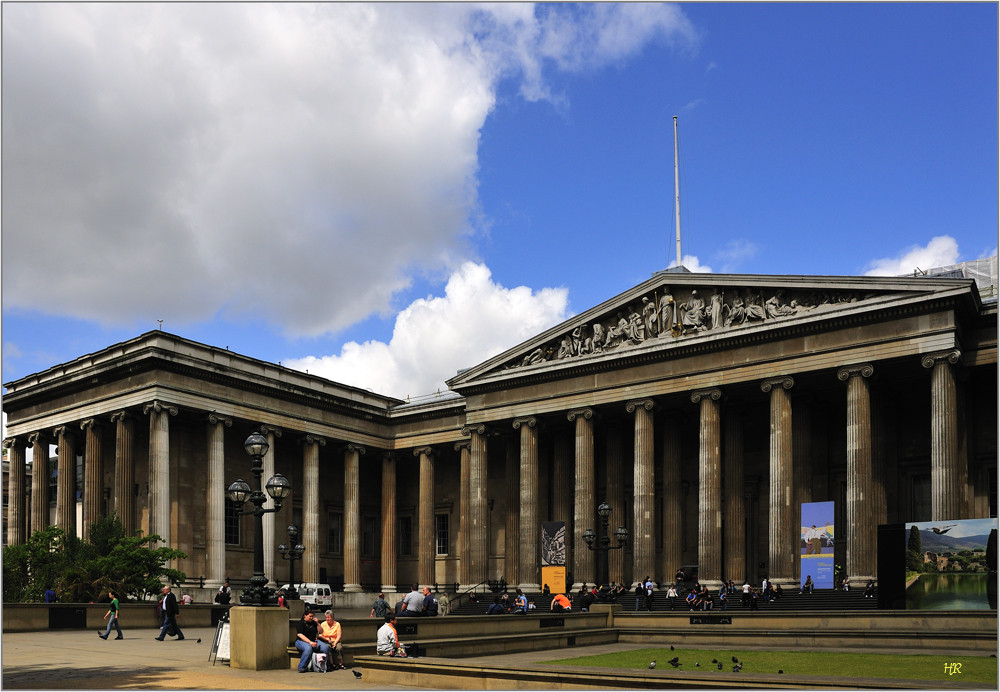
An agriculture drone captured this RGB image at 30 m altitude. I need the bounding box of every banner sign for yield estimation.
[541,521,566,566]
[800,501,835,589]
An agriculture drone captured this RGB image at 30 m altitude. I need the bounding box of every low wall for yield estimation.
[2,603,230,633]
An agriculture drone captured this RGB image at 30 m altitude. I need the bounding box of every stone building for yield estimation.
[3,268,996,604]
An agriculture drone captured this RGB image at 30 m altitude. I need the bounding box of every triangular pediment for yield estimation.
[446,271,977,390]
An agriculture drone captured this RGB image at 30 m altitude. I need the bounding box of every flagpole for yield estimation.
[673,115,682,268]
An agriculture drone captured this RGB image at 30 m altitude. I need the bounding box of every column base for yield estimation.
[518,582,541,593]
[343,583,362,593]
[381,584,398,594]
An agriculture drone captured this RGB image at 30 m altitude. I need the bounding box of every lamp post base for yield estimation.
[228,607,290,671]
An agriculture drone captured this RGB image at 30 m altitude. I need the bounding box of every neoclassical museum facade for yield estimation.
[3,268,996,600]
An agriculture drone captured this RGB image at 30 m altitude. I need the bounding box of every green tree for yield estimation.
[905,525,923,572]
[986,528,997,572]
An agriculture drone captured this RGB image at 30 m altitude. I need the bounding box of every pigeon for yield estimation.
[712,659,718,664]
[196,638,202,644]
[731,656,739,663]
[649,661,656,669]
[668,658,681,668]
[352,670,363,679]
[695,662,700,667]
[778,670,784,674]
[717,662,723,671]
[732,663,743,673]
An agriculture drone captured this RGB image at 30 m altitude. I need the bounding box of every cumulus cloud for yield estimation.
[2,3,696,338]
[863,236,961,277]
[670,254,713,273]
[285,262,569,399]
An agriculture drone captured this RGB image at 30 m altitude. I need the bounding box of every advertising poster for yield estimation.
[540,521,566,566]
[800,501,835,589]
[903,518,997,610]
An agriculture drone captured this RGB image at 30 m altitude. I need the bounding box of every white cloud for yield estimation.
[2,4,696,338]
[285,262,569,399]
[670,254,713,273]
[863,236,961,277]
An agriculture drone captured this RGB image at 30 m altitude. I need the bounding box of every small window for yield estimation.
[224,499,242,545]
[328,512,343,554]
[435,513,449,556]
[398,516,412,557]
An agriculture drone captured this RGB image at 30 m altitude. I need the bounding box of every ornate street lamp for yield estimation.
[583,501,629,552]
[277,524,306,601]
[227,431,291,606]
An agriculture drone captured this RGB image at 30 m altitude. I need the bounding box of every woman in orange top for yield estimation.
[319,610,345,669]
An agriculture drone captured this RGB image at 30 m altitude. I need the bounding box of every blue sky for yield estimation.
[3,3,997,403]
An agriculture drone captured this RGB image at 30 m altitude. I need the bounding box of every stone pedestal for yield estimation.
[229,606,289,671]
[286,598,306,621]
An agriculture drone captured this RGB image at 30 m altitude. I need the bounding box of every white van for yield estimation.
[281,583,333,608]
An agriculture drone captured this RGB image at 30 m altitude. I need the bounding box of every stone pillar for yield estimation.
[53,426,76,535]
[464,426,489,588]
[761,376,795,585]
[110,411,135,534]
[723,406,745,584]
[206,414,232,590]
[343,443,365,592]
[792,397,812,581]
[144,401,177,545]
[80,419,103,541]
[259,425,282,589]
[605,424,625,586]
[921,350,962,520]
[691,388,723,588]
[415,446,435,588]
[504,436,520,587]
[870,387,887,529]
[29,431,49,534]
[514,416,540,591]
[551,434,572,525]
[454,442,470,589]
[838,364,877,582]
[301,435,325,583]
[568,408,595,590]
[4,437,27,545]
[381,452,398,593]
[628,399,655,587]
[661,415,682,584]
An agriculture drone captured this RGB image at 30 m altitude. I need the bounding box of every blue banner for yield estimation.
[800,501,835,589]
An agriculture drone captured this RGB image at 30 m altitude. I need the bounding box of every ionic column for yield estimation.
[691,388,723,588]
[761,376,795,585]
[605,424,625,586]
[551,434,572,526]
[464,426,489,588]
[514,416,540,591]
[381,452,398,593]
[259,425,282,588]
[568,408,595,590]
[838,364,877,582]
[29,431,50,534]
[628,399,656,586]
[415,446,435,588]
[110,411,135,534]
[144,401,177,546]
[4,437,26,544]
[504,436,520,587]
[454,442,471,589]
[723,406,745,584]
[80,419,103,541]
[921,350,962,520]
[205,414,232,590]
[301,435,325,583]
[53,426,76,535]
[661,415,682,585]
[344,443,366,592]
[792,397,813,575]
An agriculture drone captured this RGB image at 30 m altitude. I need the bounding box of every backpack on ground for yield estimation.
[310,652,327,672]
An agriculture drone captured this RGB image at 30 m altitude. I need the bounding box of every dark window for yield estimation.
[990,467,997,519]
[435,514,449,556]
[48,457,57,507]
[398,516,412,557]
[362,515,378,558]
[224,499,241,545]
[328,512,342,554]
[911,474,931,522]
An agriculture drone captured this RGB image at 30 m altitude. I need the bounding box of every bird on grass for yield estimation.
[670,645,675,651]
[712,659,718,664]
[649,661,656,669]
[778,670,784,674]
[731,656,739,663]
[668,657,681,668]
[732,663,743,673]
[695,662,700,667]
[717,662,723,671]
[353,670,363,679]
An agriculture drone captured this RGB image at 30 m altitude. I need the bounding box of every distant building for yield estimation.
[3,264,996,601]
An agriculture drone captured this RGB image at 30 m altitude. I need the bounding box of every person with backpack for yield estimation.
[98,590,123,640]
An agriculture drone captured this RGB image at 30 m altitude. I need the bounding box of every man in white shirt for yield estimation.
[376,615,406,656]
[401,584,423,617]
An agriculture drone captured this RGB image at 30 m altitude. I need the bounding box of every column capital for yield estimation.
[143,400,178,416]
[512,416,537,430]
[453,440,471,453]
[689,388,722,404]
[760,376,795,393]
[27,431,49,446]
[626,398,655,413]
[566,407,594,422]
[208,413,233,427]
[109,410,130,424]
[52,425,75,440]
[461,423,487,436]
[3,436,23,449]
[346,443,367,455]
[79,418,101,432]
[258,423,282,437]
[304,434,327,447]
[836,363,875,381]
[921,349,962,369]
[413,446,434,458]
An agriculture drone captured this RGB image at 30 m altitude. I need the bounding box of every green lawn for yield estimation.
[546,647,998,685]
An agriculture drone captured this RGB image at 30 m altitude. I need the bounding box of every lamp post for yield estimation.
[227,431,291,606]
[277,524,305,600]
[583,502,629,585]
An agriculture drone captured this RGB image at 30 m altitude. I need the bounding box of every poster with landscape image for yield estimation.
[904,517,997,610]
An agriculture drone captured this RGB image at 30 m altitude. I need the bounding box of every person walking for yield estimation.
[370,592,389,619]
[98,590,123,640]
[155,585,184,641]
[666,584,678,611]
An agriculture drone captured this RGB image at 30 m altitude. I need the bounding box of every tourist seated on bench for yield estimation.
[376,615,406,656]
[295,611,331,673]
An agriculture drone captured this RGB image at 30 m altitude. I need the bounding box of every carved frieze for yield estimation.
[500,283,876,372]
